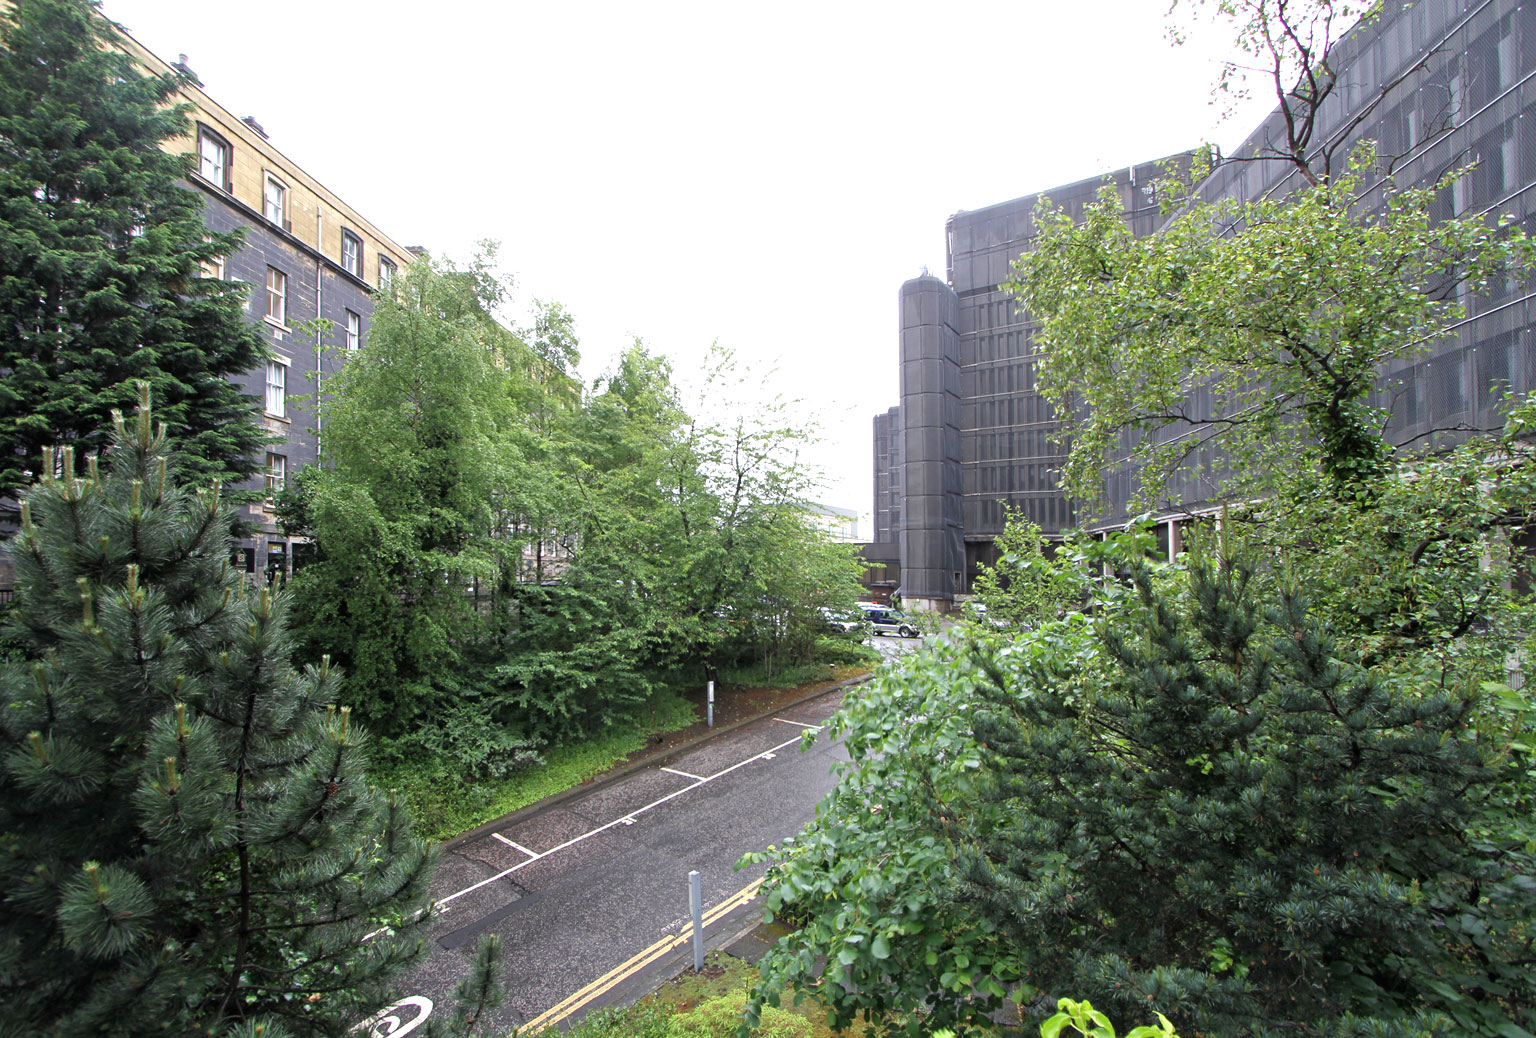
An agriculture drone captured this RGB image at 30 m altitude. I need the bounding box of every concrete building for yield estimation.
[806,503,861,543]
[878,0,1536,612]
[114,29,416,579]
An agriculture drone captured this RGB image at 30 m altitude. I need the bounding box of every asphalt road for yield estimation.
[358,632,926,1037]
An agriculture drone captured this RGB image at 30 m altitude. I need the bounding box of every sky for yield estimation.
[101,0,1281,534]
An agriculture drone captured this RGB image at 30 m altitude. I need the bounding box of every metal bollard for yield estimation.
[706,680,714,728]
[689,870,704,972]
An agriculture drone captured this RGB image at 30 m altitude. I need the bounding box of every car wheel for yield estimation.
[900,625,916,638]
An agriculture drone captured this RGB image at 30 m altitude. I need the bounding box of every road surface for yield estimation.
[368,633,926,1035]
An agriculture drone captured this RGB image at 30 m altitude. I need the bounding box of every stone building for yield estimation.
[117,27,416,579]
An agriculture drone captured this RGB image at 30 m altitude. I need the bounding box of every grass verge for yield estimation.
[563,951,852,1038]
[373,692,698,843]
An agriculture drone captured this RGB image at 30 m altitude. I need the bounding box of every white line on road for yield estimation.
[435,724,823,911]
[491,833,538,858]
[660,766,705,780]
[772,717,821,729]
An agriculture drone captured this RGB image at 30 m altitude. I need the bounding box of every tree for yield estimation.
[285,257,865,773]
[501,341,867,735]
[1010,151,1531,507]
[0,0,267,514]
[651,347,867,679]
[959,534,1535,1037]
[967,511,1082,631]
[0,386,436,1037]
[283,251,540,738]
[1006,0,1533,510]
[750,510,1536,1036]
[742,634,1025,1037]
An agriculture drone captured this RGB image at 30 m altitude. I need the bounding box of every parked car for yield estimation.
[857,602,918,638]
[961,599,1011,630]
[819,607,866,634]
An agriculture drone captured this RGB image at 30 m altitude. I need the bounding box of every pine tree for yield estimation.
[960,536,1536,1036]
[0,386,436,1037]
[0,0,267,516]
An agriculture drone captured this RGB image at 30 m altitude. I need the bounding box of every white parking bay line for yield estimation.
[661,766,705,780]
[491,833,538,858]
[773,717,821,730]
[435,728,815,911]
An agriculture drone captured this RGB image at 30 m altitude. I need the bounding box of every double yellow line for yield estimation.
[522,877,765,1033]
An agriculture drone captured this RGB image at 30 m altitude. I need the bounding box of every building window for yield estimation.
[263,173,287,228]
[200,252,225,280]
[265,452,286,497]
[378,256,397,292]
[264,358,287,417]
[345,309,360,351]
[197,126,231,190]
[341,230,363,278]
[265,266,286,326]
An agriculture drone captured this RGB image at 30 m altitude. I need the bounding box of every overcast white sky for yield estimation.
[102,0,1280,532]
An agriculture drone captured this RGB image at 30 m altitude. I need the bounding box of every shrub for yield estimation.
[670,994,811,1038]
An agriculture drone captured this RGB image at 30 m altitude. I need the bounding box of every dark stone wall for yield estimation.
[199,188,382,578]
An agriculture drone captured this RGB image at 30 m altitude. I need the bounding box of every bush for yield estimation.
[376,690,697,842]
[393,699,545,781]
[807,633,879,667]
[671,994,810,1038]
[565,1001,673,1038]
[959,534,1530,1036]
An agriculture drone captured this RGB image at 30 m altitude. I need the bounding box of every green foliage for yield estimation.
[375,690,697,843]
[1264,395,1536,678]
[563,1001,674,1038]
[0,0,267,513]
[1007,149,1533,509]
[798,634,879,669]
[426,935,506,1038]
[395,697,545,782]
[0,389,435,1036]
[1040,999,1179,1038]
[958,531,1532,1036]
[742,636,1024,1037]
[550,342,867,690]
[286,260,864,758]
[671,993,810,1038]
[284,249,540,736]
[751,488,1536,1036]
[968,512,1084,630]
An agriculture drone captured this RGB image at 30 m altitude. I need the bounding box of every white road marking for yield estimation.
[491,833,538,858]
[772,717,821,729]
[435,726,820,910]
[661,766,705,780]
[351,995,433,1036]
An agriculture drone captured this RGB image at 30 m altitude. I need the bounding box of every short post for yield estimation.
[689,870,704,971]
[706,680,715,728]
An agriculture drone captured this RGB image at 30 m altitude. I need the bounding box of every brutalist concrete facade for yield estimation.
[895,276,965,608]
[880,0,1536,612]
[872,405,902,543]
